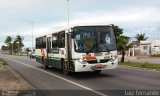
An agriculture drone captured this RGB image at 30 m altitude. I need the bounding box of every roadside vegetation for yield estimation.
[1,35,26,55]
[119,61,160,71]
[150,54,160,57]
[0,58,7,67]
[111,24,130,62]
[111,25,149,63]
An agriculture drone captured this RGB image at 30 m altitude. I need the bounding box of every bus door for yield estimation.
[47,37,51,65]
[66,32,72,70]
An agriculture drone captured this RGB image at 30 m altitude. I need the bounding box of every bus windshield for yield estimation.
[73,26,116,53]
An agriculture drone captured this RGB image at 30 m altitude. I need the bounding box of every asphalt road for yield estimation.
[0,54,160,96]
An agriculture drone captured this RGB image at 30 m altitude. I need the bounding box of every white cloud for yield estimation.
[1,7,159,37]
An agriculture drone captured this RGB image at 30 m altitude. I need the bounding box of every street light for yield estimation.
[67,0,70,26]
[31,22,34,52]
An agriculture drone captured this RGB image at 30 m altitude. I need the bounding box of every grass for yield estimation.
[119,61,160,71]
[150,54,160,57]
[0,58,7,67]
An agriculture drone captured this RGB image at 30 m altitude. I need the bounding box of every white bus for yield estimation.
[35,25,118,75]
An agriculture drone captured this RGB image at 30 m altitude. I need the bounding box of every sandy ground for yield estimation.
[0,59,35,95]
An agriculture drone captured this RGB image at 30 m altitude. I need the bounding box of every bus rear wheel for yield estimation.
[62,60,70,75]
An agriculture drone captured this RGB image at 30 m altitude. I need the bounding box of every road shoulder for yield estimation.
[119,65,160,73]
[0,58,34,90]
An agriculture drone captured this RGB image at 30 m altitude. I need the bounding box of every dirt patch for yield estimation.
[0,59,34,91]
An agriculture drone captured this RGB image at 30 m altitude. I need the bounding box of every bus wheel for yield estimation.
[62,60,69,75]
[93,70,101,74]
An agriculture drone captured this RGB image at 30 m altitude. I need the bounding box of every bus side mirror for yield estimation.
[71,32,75,38]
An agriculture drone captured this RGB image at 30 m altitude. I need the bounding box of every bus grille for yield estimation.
[87,59,110,64]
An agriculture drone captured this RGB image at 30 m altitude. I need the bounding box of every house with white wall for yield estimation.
[128,40,160,56]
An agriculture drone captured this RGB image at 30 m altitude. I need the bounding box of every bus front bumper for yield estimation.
[74,59,118,72]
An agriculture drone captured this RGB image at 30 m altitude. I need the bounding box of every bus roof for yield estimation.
[36,24,112,38]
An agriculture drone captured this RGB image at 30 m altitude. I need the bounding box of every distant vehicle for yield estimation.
[35,25,118,75]
[29,51,36,59]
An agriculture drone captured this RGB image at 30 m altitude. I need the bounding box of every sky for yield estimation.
[0,0,160,48]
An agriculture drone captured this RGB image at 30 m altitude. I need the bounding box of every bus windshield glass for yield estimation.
[73,26,116,53]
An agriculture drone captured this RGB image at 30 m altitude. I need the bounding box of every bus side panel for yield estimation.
[47,56,61,69]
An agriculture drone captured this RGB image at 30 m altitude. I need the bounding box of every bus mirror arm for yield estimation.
[71,32,75,38]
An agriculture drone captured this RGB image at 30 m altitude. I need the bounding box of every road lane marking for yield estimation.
[2,56,108,96]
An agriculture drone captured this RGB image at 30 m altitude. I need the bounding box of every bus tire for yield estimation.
[94,70,101,74]
[61,60,70,75]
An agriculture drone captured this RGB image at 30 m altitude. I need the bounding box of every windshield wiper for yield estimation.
[103,43,110,53]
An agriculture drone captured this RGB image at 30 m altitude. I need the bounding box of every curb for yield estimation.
[118,65,160,73]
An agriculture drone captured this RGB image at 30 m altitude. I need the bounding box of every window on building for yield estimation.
[143,46,148,50]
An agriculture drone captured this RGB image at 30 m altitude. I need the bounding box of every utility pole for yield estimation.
[31,22,34,52]
[67,0,70,26]
[157,21,160,54]
[158,21,160,40]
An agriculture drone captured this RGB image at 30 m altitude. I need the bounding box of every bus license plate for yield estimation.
[94,64,103,68]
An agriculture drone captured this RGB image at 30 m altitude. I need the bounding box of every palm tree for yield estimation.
[117,35,130,62]
[111,24,130,62]
[135,33,148,43]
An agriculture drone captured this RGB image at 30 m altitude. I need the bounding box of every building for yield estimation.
[128,40,160,56]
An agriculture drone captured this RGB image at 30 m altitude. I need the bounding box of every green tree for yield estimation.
[111,24,123,39]
[4,36,13,54]
[1,45,8,53]
[117,36,130,62]
[13,35,24,54]
[135,33,148,43]
[111,24,130,62]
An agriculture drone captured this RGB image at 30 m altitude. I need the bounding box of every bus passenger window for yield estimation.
[52,33,58,48]
[42,36,46,48]
[58,31,65,48]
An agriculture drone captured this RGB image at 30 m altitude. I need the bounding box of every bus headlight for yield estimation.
[110,55,117,62]
[78,58,87,64]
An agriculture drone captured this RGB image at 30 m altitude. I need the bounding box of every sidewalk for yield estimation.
[118,55,160,64]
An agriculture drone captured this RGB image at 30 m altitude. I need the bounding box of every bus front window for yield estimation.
[96,27,116,52]
[74,31,95,52]
[73,26,116,53]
